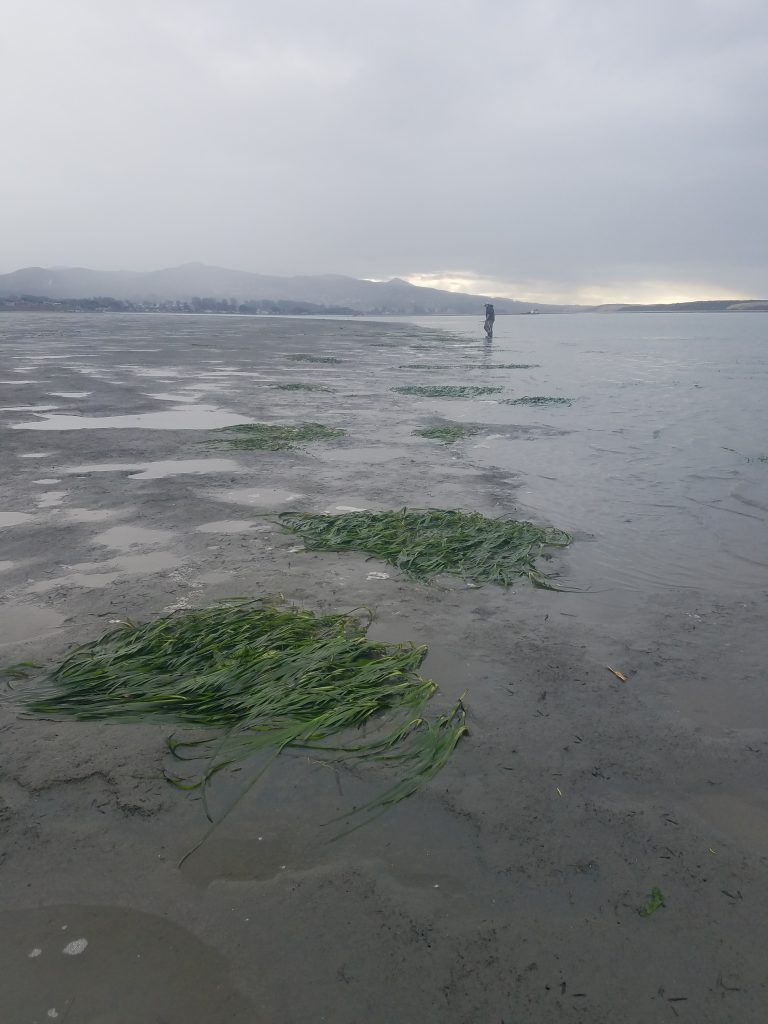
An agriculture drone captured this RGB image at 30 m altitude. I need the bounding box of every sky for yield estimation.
[2,0,767,303]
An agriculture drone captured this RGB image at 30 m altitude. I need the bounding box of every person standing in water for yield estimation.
[484,303,495,338]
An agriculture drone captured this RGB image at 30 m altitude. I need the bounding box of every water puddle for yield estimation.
[93,525,174,550]
[36,491,68,509]
[32,478,61,485]
[0,511,35,529]
[28,571,121,593]
[11,405,253,431]
[48,391,92,399]
[204,487,302,507]
[28,552,183,592]
[62,508,122,524]
[0,404,60,412]
[143,391,202,403]
[18,452,53,459]
[63,458,242,479]
[198,570,233,584]
[196,519,261,534]
[0,604,66,647]
[0,561,17,573]
[0,904,258,1024]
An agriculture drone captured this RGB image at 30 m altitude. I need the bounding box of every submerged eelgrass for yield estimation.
[279,508,571,588]
[270,382,334,392]
[27,600,467,830]
[413,424,481,444]
[399,363,539,370]
[287,353,342,364]
[502,396,572,406]
[205,422,346,450]
[393,385,503,398]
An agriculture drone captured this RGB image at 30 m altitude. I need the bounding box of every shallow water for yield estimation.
[11,404,253,431]
[64,458,242,479]
[388,312,768,605]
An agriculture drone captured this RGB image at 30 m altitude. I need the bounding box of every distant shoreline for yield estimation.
[1,295,767,316]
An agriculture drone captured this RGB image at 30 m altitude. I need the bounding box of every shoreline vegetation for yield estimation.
[1,294,767,315]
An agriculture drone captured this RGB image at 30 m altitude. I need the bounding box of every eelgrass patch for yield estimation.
[393,385,503,399]
[278,508,571,588]
[287,354,342,364]
[501,396,572,406]
[205,422,345,451]
[399,363,539,370]
[270,382,334,392]
[413,424,481,444]
[26,600,467,835]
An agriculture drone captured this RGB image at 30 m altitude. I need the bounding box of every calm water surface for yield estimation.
[385,312,768,605]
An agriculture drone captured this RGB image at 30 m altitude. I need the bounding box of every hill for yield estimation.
[0,263,560,315]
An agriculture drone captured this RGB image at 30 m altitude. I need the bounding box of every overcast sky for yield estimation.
[3,0,767,302]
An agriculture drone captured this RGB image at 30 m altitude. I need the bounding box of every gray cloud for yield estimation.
[2,0,767,300]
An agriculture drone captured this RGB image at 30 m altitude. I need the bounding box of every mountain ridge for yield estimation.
[0,264,564,314]
[0,264,764,314]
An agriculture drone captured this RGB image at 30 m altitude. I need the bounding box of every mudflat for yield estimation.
[1,311,766,1023]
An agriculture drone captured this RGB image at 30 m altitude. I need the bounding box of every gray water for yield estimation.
[390,312,768,606]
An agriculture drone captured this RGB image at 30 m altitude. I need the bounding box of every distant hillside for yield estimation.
[593,299,768,313]
[1,264,763,315]
[0,263,562,315]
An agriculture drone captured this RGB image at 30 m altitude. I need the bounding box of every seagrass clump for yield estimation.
[287,353,341,364]
[502,396,572,406]
[279,508,571,589]
[413,424,481,444]
[27,600,467,824]
[205,422,345,450]
[393,385,502,398]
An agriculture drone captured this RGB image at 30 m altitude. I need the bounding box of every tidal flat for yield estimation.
[1,310,767,1024]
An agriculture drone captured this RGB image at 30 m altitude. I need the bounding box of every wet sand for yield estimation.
[1,312,767,1023]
